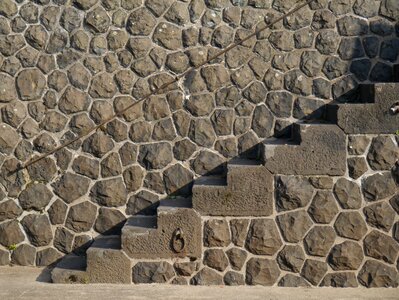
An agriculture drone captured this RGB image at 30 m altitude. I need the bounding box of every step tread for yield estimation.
[228,158,262,167]
[90,235,121,250]
[194,175,226,187]
[123,215,157,234]
[158,197,191,210]
[53,254,86,271]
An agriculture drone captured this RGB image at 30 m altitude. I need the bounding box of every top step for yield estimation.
[327,83,399,134]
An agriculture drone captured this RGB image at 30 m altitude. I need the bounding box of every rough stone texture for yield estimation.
[304,226,336,257]
[11,244,36,266]
[363,202,396,232]
[362,172,397,201]
[203,219,230,247]
[246,258,280,286]
[358,260,398,288]
[308,191,339,224]
[203,249,229,271]
[334,212,368,241]
[277,210,313,243]
[301,259,328,286]
[245,219,282,255]
[276,176,314,211]
[328,241,364,271]
[277,245,305,273]
[190,267,223,286]
[320,272,359,288]
[21,214,52,247]
[367,136,399,170]
[363,230,399,264]
[333,178,363,209]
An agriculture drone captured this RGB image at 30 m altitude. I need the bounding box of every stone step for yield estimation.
[51,254,87,284]
[262,122,346,176]
[192,159,274,216]
[121,197,201,259]
[326,83,399,134]
[86,235,131,284]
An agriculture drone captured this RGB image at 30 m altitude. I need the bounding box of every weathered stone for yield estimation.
[191,150,224,175]
[0,200,22,222]
[189,119,216,148]
[21,214,52,246]
[26,156,57,183]
[278,274,310,287]
[53,227,74,254]
[203,249,229,272]
[173,139,196,161]
[89,73,117,99]
[0,124,19,155]
[163,164,193,196]
[133,261,174,284]
[358,260,398,288]
[59,87,90,114]
[224,271,245,286]
[315,30,340,55]
[18,183,52,211]
[245,219,282,256]
[367,136,398,171]
[191,267,223,285]
[66,201,97,233]
[48,199,68,225]
[304,226,336,257]
[308,191,339,224]
[347,135,370,155]
[153,22,182,50]
[73,0,98,10]
[363,172,397,201]
[277,245,305,274]
[333,178,363,209]
[95,208,125,235]
[347,157,368,180]
[52,173,90,204]
[229,219,249,247]
[328,241,364,271]
[0,74,17,103]
[90,178,127,207]
[152,118,177,141]
[0,220,24,247]
[301,259,328,286]
[201,65,230,92]
[174,262,198,277]
[363,230,399,264]
[364,202,396,232]
[276,176,314,212]
[25,25,48,50]
[138,143,173,170]
[334,211,368,240]
[337,16,368,36]
[225,248,247,271]
[1,102,26,128]
[277,210,313,243]
[246,258,280,286]
[203,219,230,247]
[11,244,36,266]
[36,248,62,266]
[126,190,159,215]
[16,69,46,101]
[320,272,358,287]
[82,132,114,158]
[0,249,9,266]
[72,156,99,180]
[100,152,122,178]
[251,104,274,138]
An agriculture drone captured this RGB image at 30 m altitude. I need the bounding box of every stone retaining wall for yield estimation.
[0,0,398,276]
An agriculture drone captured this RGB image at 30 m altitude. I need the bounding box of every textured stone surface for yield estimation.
[203,219,230,247]
[277,245,305,273]
[277,210,313,243]
[362,172,397,201]
[308,191,339,224]
[333,178,363,209]
[363,202,396,232]
[363,230,399,264]
[203,249,229,271]
[304,226,336,257]
[246,258,280,286]
[276,176,314,211]
[21,214,52,247]
[334,212,368,241]
[191,267,223,286]
[328,241,364,271]
[245,219,282,255]
[133,261,174,284]
[301,259,328,286]
[358,260,398,288]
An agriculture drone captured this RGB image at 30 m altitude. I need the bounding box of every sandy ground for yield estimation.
[0,266,398,300]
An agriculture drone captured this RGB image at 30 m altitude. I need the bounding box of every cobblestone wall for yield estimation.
[0,0,398,269]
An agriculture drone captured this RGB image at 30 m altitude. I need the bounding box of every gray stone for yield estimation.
[358,260,398,288]
[189,119,216,148]
[126,190,159,215]
[224,271,245,286]
[133,261,175,284]
[25,25,48,50]
[52,173,90,204]
[364,230,399,264]
[277,210,313,243]
[89,73,117,99]
[66,201,97,233]
[363,172,397,201]
[72,156,99,179]
[320,272,358,287]
[337,15,367,36]
[138,143,173,170]
[16,69,46,101]
[203,248,229,272]
[0,200,22,222]
[82,132,114,158]
[348,135,370,155]
[48,199,68,225]
[126,8,156,36]
[245,219,282,256]
[95,208,125,235]
[21,214,52,247]
[278,274,310,287]
[163,164,193,196]
[18,183,53,211]
[123,165,144,193]
[0,220,25,247]
[301,259,328,286]
[277,245,305,273]
[334,211,368,240]
[0,249,9,266]
[364,202,396,232]
[101,153,122,178]
[246,258,280,286]
[36,248,62,266]
[367,136,398,171]
[54,227,74,253]
[173,139,197,161]
[276,176,314,212]
[203,219,230,247]
[90,178,127,207]
[226,248,247,271]
[153,22,182,50]
[0,35,25,57]
[85,7,109,33]
[201,65,230,92]
[251,104,274,138]
[0,74,17,103]
[315,30,340,55]
[284,69,312,96]
[73,0,98,10]
[308,191,339,224]
[40,111,68,133]
[191,150,224,176]
[333,178,363,209]
[304,226,336,257]
[328,241,364,271]
[347,157,368,180]
[190,267,223,285]
[230,219,249,247]
[143,172,165,194]
[118,142,137,167]
[11,244,36,266]
[0,124,19,155]
[1,102,26,128]
[380,0,399,20]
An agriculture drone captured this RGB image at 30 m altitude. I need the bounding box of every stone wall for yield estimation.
[0,0,398,272]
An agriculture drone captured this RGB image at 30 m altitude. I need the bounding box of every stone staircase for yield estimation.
[52,77,399,286]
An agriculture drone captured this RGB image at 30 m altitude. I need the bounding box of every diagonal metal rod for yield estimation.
[18,0,315,173]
